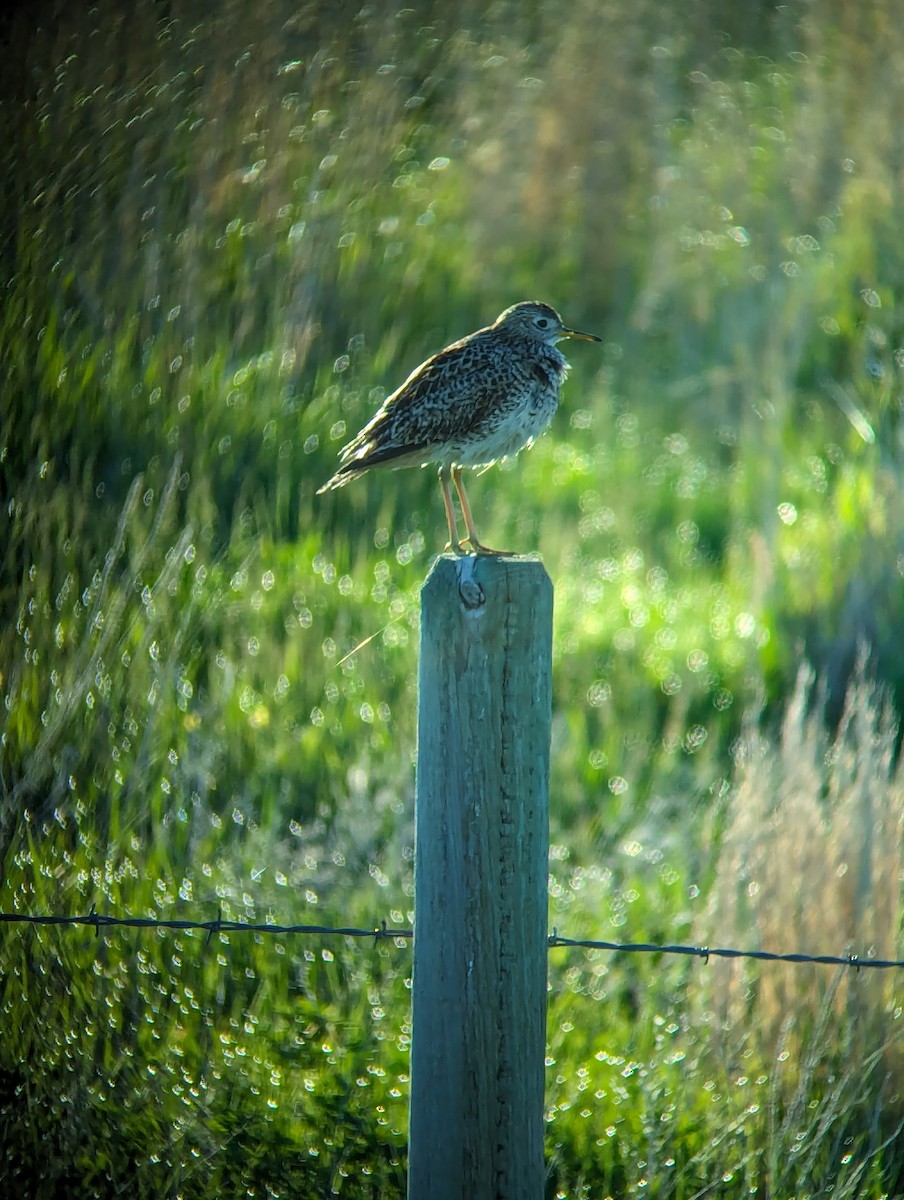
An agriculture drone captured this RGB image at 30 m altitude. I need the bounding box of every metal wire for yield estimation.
[546,930,904,969]
[1,908,902,968]
[0,908,411,943]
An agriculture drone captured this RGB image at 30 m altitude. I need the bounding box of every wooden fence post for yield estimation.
[407,554,553,1200]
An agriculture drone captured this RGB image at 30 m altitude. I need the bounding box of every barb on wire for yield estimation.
[2,910,902,969]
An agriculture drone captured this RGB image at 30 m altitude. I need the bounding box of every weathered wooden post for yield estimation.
[407,554,553,1200]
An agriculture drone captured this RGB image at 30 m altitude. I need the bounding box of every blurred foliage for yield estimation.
[2,0,904,1194]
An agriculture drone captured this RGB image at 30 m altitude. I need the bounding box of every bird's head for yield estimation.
[493,301,601,345]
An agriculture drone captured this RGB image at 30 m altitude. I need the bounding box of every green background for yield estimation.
[2,1,904,1194]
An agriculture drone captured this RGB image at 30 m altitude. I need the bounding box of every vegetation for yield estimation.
[2,0,904,1194]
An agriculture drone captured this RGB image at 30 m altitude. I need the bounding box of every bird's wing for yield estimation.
[339,334,503,463]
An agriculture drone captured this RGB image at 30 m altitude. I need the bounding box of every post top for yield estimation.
[422,553,552,613]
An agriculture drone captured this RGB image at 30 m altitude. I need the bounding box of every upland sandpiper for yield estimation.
[316,300,600,554]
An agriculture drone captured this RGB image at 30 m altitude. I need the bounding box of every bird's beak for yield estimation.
[562,327,602,343]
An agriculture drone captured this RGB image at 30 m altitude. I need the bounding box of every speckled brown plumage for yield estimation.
[317,301,600,554]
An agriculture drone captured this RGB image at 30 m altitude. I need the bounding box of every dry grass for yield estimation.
[701,656,904,1064]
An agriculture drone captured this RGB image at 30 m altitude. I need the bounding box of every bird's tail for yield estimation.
[315,464,362,494]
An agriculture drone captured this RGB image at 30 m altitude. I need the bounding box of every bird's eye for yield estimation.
[535,317,549,328]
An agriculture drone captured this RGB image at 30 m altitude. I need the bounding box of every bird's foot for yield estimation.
[442,536,514,556]
[463,537,513,556]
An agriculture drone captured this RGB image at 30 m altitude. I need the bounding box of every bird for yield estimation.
[316,300,601,554]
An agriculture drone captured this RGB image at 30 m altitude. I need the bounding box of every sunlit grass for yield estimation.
[3,0,904,1195]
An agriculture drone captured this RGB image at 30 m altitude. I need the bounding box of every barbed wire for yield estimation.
[546,930,904,969]
[0,907,411,944]
[2,908,902,969]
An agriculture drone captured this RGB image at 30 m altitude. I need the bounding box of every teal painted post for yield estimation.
[407,555,553,1200]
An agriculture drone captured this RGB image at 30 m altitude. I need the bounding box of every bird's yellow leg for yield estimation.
[452,466,508,555]
[438,465,468,555]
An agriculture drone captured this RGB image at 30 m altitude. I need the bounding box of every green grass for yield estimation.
[3,1,904,1195]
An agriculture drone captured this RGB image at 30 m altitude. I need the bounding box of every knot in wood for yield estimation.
[455,557,486,609]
